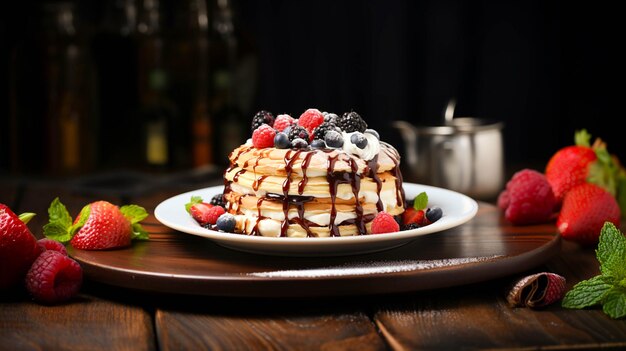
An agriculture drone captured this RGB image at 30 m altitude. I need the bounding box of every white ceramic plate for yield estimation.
[154,183,478,257]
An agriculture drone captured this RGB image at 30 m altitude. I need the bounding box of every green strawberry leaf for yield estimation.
[69,204,91,237]
[131,223,149,241]
[562,275,613,309]
[413,192,428,211]
[617,172,626,219]
[120,204,149,224]
[185,196,203,214]
[602,287,626,319]
[47,197,72,228]
[42,222,73,243]
[574,129,591,147]
[18,212,36,225]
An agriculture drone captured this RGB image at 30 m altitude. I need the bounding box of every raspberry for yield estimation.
[250,110,275,133]
[371,211,400,234]
[252,124,276,148]
[298,108,325,135]
[273,114,295,132]
[501,169,556,225]
[205,206,226,225]
[37,238,67,256]
[25,250,82,304]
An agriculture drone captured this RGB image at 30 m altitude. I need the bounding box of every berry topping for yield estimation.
[210,194,226,208]
[204,206,226,225]
[324,113,339,125]
[371,211,400,234]
[273,114,296,132]
[252,124,276,148]
[499,169,557,225]
[216,213,236,232]
[324,130,344,148]
[402,223,421,231]
[337,111,367,133]
[25,250,82,304]
[37,238,67,256]
[425,207,443,223]
[250,110,275,133]
[402,207,425,226]
[189,202,215,226]
[312,121,340,141]
[350,133,368,149]
[291,138,308,149]
[298,108,325,134]
[287,125,310,142]
[364,129,379,139]
[274,132,291,149]
[310,139,326,149]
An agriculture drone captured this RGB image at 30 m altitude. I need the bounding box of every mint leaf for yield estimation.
[413,192,428,211]
[602,288,626,319]
[131,223,149,241]
[185,196,203,213]
[18,212,36,225]
[69,204,90,236]
[562,275,612,309]
[120,204,149,224]
[596,222,626,279]
[43,222,72,243]
[574,129,591,147]
[47,197,72,228]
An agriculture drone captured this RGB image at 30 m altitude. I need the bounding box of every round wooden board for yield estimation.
[69,203,561,297]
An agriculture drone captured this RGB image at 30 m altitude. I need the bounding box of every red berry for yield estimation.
[371,211,400,234]
[402,208,425,226]
[557,183,621,246]
[25,250,82,304]
[1,204,41,290]
[273,114,295,132]
[205,206,226,225]
[38,238,67,256]
[189,202,214,225]
[298,108,325,136]
[500,169,556,225]
[252,124,276,148]
[69,201,133,250]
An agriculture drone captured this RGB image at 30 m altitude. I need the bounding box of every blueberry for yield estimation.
[310,139,326,149]
[364,129,379,139]
[324,113,339,124]
[325,130,344,148]
[426,207,443,223]
[291,138,308,149]
[350,133,368,149]
[274,132,290,149]
[216,213,236,232]
[282,125,293,136]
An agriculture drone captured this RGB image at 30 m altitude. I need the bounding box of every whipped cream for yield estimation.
[342,132,380,161]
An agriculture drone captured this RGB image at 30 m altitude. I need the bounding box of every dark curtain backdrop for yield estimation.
[1,0,623,175]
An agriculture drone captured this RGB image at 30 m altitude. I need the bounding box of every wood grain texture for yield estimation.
[0,294,156,351]
[373,231,626,350]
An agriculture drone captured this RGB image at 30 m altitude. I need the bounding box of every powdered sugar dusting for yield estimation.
[247,255,503,278]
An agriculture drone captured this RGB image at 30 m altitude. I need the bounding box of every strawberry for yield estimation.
[0,205,41,289]
[43,198,149,250]
[185,196,225,226]
[402,207,425,226]
[557,183,621,246]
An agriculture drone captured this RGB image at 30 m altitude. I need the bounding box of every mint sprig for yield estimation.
[43,197,89,244]
[413,192,428,211]
[562,222,626,318]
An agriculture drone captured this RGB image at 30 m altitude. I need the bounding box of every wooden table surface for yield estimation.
[1,171,626,351]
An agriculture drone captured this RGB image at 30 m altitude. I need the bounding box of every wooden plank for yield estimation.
[0,181,156,351]
[0,294,156,351]
[156,305,386,351]
[373,238,626,350]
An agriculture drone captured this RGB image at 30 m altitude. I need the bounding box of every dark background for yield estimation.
[1,0,623,180]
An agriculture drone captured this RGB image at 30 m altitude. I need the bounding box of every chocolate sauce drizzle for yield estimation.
[224,143,404,237]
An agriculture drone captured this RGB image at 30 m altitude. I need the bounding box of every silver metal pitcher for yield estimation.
[392,100,505,200]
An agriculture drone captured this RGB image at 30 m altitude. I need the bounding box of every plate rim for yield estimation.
[154,182,479,249]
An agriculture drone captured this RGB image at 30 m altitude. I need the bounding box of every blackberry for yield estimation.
[210,193,226,208]
[312,122,340,140]
[336,111,367,133]
[402,223,421,231]
[250,110,275,133]
[287,125,310,142]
